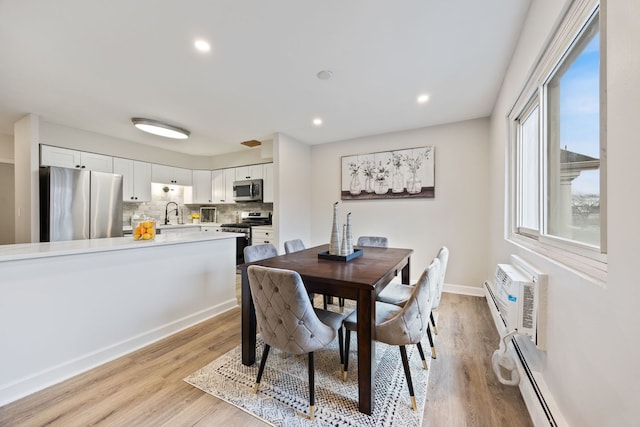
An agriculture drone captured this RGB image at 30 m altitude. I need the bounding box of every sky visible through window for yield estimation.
[559,32,600,195]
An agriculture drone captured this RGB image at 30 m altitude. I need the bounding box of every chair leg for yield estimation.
[427,324,437,359]
[416,342,429,370]
[343,329,351,381]
[308,352,315,421]
[338,326,344,373]
[399,345,417,410]
[323,295,328,310]
[254,344,271,393]
[430,311,438,335]
[338,297,345,313]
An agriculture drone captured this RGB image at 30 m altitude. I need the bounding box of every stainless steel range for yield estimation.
[221,211,272,264]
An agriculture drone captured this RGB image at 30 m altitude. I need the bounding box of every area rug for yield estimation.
[184,329,431,426]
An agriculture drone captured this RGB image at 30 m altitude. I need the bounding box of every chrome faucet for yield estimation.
[164,202,179,225]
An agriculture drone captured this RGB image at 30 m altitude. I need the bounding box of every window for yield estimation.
[509,2,606,283]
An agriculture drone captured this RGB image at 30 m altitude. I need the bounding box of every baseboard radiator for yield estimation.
[484,280,565,427]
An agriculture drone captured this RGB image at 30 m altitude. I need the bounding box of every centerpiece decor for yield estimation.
[321,204,362,261]
[341,146,435,200]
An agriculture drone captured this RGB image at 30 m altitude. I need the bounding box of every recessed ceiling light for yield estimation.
[316,70,332,80]
[417,94,430,104]
[313,118,323,126]
[194,39,211,52]
[131,118,190,139]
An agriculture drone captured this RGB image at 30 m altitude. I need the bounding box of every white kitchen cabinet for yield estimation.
[151,164,192,186]
[40,145,113,173]
[235,164,264,181]
[189,170,213,203]
[262,162,274,203]
[251,226,276,247]
[212,168,235,204]
[113,157,152,202]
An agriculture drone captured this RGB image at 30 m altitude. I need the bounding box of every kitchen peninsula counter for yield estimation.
[0,233,240,405]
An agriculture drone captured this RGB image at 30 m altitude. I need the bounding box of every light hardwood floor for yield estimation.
[0,289,533,426]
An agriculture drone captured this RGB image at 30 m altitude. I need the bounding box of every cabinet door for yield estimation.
[263,163,274,203]
[212,169,227,203]
[192,170,213,203]
[235,164,264,181]
[224,168,236,203]
[173,166,192,186]
[40,145,81,169]
[132,161,151,201]
[113,157,134,201]
[80,152,113,173]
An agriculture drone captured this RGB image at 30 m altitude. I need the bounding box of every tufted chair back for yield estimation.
[244,243,278,263]
[375,258,440,346]
[431,246,449,310]
[284,239,306,254]
[356,236,389,248]
[247,265,337,355]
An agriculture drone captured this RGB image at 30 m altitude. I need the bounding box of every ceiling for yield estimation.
[0,0,531,156]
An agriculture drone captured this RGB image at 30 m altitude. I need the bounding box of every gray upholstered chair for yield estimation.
[284,239,306,254]
[377,246,449,357]
[356,236,389,248]
[247,265,345,420]
[429,246,449,335]
[243,243,278,263]
[343,258,440,410]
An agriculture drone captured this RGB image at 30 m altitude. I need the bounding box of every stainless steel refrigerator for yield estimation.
[40,166,123,242]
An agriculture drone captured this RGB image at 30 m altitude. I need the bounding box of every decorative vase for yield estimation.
[374,179,388,195]
[329,202,341,255]
[364,177,374,193]
[392,170,404,193]
[340,224,349,256]
[349,174,362,195]
[345,212,353,255]
[407,175,422,194]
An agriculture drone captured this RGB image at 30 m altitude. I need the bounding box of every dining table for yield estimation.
[239,243,413,415]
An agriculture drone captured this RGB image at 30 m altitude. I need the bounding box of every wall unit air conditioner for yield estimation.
[493,256,547,349]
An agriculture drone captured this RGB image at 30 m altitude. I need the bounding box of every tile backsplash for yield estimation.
[123,183,272,225]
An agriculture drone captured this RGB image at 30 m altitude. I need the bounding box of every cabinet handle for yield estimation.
[264,240,270,243]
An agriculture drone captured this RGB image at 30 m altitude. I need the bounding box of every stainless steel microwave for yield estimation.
[233,179,263,202]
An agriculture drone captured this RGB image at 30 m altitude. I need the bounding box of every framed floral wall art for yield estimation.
[341,146,435,200]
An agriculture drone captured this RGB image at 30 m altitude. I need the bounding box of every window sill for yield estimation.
[507,234,607,287]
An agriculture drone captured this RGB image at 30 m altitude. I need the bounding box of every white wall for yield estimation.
[0,133,13,162]
[310,119,490,287]
[273,132,312,253]
[488,1,640,425]
[0,133,15,244]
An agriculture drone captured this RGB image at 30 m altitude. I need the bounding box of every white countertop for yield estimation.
[122,222,222,231]
[0,231,242,263]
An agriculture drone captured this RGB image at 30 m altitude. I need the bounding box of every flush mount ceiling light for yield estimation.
[417,94,430,104]
[194,39,211,52]
[131,118,190,139]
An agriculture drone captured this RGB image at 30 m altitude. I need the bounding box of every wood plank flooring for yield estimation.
[0,288,532,427]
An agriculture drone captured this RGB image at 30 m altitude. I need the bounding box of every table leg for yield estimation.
[402,256,411,284]
[241,268,257,366]
[356,288,376,415]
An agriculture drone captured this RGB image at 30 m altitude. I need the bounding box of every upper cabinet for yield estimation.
[212,168,236,204]
[235,164,263,181]
[113,158,152,202]
[187,170,213,204]
[151,164,192,186]
[40,145,113,173]
[263,163,274,203]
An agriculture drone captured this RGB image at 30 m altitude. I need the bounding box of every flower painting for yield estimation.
[341,146,434,200]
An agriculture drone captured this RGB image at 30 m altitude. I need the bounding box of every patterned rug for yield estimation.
[184,328,431,426]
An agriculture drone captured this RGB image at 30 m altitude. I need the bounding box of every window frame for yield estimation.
[507,0,607,285]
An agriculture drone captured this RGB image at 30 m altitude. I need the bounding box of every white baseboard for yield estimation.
[0,299,238,406]
[443,282,485,297]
